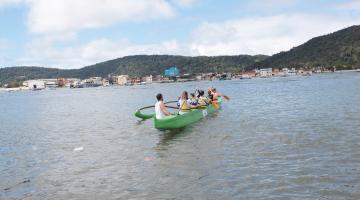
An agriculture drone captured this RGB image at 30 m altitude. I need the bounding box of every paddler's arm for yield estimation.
[160,102,172,116]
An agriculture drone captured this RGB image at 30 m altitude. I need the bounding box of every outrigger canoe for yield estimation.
[134,98,222,129]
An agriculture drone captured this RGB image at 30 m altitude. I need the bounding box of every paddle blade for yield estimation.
[223,95,230,100]
[211,101,219,109]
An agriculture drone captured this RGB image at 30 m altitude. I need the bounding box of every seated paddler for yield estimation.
[197,90,209,107]
[155,93,172,119]
[179,91,192,115]
[190,93,198,106]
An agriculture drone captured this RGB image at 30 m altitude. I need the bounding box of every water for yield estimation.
[1,73,360,199]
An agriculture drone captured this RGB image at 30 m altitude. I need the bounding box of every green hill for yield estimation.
[251,25,360,70]
[0,55,267,84]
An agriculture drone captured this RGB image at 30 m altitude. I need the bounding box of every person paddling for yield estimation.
[209,87,222,103]
[155,93,171,119]
[190,93,198,106]
[211,88,221,102]
[198,90,209,107]
[207,88,214,101]
[179,91,191,115]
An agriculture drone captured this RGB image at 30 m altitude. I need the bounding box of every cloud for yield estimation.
[25,0,175,35]
[338,1,360,10]
[0,0,23,7]
[190,14,360,56]
[17,38,187,68]
[174,0,196,7]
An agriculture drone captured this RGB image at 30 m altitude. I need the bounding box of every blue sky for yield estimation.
[0,0,359,69]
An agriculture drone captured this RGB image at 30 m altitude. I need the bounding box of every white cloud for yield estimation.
[338,1,360,10]
[0,0,23,7]
[174,0,196,7]
[17,38,187,68]
[190,14,360,56]
[25,0,175,35]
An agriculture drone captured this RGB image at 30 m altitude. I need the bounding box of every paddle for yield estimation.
[223,95,230,101]
[135,100,179,120]
[211,101,219,109]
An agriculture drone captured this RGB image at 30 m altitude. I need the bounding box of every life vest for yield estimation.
[198,96,208,106]
[190,97,198,105]
[180,99,190,112]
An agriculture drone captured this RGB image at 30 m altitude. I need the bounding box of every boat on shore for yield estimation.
[135,98,222,129]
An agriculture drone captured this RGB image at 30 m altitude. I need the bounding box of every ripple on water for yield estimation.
[1,73,360,199]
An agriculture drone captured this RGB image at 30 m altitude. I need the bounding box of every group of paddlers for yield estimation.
[155,87,222,119]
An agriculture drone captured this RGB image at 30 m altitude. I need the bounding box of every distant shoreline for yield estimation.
[0,71,358,93]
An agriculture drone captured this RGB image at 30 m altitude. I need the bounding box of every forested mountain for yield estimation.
[251,25,360,70]
[0,55,267,84]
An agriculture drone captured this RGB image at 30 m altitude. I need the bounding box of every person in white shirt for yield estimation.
[155,93,172,119]
[178,91,192,115]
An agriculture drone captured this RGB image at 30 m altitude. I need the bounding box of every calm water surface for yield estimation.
[1,73,360,199]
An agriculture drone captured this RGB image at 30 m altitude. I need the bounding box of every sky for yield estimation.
[0,0,360,69]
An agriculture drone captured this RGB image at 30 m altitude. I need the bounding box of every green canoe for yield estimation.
[135,99,222,129]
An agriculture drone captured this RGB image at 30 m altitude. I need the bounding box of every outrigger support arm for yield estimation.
[134,100,178,120]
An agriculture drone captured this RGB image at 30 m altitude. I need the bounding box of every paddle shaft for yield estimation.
[137,100,178,111]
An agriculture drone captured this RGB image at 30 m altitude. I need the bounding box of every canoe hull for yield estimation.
[154,99,221,129]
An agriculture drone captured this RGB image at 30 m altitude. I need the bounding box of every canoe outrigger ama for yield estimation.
[134,98,223,130]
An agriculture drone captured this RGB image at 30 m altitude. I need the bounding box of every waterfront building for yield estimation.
[259,68,272,78]
[40,79,58,88]
[202,73,215,80]
[79,77,103,88]
[281,68,289,76]
[57,78,66,87]
[152,75,164,82]
[288,68,296,76]
[130,77,141,84]
[89,77,103,85]
[24,80,46,90]
[117,75,129,85]
[102,79,110,86]
[272,68,280,76]
[164,67,180,77]
[239,71,255,79]
[142,75,153,84]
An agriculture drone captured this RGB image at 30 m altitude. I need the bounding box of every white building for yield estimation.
[282,68,289,76]
[117,75,129,85]
[66,78,81,88]
[259,68,273,78]
[288,68,296,76]
[143,75,152,84]
[89,77,102,85]
[24,80,45,90]
[41,79,58,88]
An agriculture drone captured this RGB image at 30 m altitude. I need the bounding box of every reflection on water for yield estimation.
[1,73,360,199]
[157,128,188,149]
